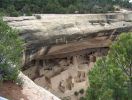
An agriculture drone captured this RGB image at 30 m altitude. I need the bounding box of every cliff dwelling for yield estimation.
[4,12,132,99]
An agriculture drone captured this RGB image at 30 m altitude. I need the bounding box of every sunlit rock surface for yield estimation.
[3,13,132,99]
[4,13,132,45]
[4,13,132,59]
[0,72,60,100]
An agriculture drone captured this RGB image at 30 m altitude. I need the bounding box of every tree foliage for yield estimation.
[110,33,132,80]
[0,17,23,82]
[0,0,131,16]
[85,33,132,100]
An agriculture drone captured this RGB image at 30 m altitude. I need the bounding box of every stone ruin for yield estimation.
[4,12,132,99]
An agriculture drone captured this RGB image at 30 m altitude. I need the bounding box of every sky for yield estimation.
[130,0,132,3]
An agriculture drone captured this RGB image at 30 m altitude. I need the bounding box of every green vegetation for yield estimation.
[0,0,132,16]
[85,33,132,100]
[74,91,79,96]
[79,89,85,94]
[35,15,42,19]
[79,97,85,100]
[0,17,23,82]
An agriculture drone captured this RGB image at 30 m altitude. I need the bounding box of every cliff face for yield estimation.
[3,13,132,68]
[3,13,132,99]
[4,13,132,43]
[4,13,132,58]
[0,72,60,100]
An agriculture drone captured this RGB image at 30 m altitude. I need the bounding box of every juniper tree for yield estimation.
[0,17,23,82]
[85,33,132,100]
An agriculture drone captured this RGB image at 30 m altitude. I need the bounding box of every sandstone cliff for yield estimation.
[0,72,60,100]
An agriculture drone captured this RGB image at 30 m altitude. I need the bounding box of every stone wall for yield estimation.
[124,12,132,21]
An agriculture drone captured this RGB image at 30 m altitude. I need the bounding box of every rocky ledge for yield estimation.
[0,72,60,100]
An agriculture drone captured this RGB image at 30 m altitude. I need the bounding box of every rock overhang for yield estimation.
[3,13,132,58]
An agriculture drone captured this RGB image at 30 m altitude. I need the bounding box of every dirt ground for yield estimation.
[0,81,28,100]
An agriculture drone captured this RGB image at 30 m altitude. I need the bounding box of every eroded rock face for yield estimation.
[0,72,60,100]
[4,13,132,48]
[3,13,132,99]
[22,49,108,99]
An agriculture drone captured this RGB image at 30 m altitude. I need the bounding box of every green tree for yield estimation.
[67,5,77,13]
[0,8,6,16]
[110,33,132,80]
[85,33,132,100]
[0,0,132,15]
[22,4,32,16]
[45,0,65,13]
[6,5,19,17]
[58,0,76,8]
[0,18,23,82]
[109,33,132,99]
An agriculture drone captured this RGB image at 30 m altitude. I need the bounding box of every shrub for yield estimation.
[0,8,6,16]
[0,18,23,82]
[15,77,24,86]
[10,11,19,17]
[35,15,41,19]
[79,89,84,94]
[6,5,19,17]
[0,62,19,81]
[79,97,86,100]
[67,5,77,13]
[62,97,69,100]
[26,12,32,16]
[74,91,79,96]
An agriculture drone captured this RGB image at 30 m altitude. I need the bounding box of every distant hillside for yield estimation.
[0,0,132,16]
